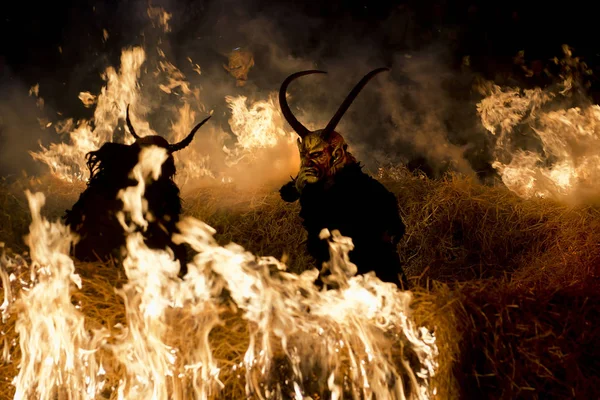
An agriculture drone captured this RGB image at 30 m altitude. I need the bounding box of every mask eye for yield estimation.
[311,151,323,158]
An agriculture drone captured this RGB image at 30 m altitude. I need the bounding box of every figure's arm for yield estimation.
[279,176,300,202]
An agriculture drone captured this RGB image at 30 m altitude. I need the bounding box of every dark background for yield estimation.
[0,0,597,179]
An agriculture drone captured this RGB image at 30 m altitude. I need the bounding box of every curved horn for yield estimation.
[279,70,327,139]
[125,104,141,140]
[168,115,212,153]
[321,67,390,139]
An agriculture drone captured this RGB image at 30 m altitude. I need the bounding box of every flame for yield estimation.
[29,47,147,182]
[29,83,44,110]
[477,46,600,204]
[224,93,296,163]
[79,92,98,108]
[147,6,172,33]
[2,145,439,399]
[3,191,108,399]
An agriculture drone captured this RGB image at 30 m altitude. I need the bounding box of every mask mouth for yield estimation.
[302,167,319,176]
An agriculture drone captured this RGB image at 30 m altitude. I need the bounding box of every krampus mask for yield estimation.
[122,104,211,181]
[126,105,211,156]
[223,48,255,87]
[279,68,389,193]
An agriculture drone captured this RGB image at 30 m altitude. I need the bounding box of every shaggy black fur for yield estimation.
[280,162,409,288]
[64,142,188,275]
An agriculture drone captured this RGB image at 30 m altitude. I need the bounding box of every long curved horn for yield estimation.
[279,70,326,139]
[168,115,212,153]
[125,104,141,140]
[321,67,390,139]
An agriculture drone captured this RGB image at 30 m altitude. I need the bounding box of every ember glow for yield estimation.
[1,145,439,399]
[477,45,600,204]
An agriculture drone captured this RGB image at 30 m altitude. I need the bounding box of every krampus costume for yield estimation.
[64,105,211,276]
[279,68,409,288]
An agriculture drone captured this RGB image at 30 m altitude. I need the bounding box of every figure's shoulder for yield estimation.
[93,141,132,153]
[87,143,136,167]
[87,142,139,166]
[354,167,395,194]
[334,165,395,201]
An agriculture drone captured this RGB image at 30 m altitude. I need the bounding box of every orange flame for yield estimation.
[477,46,600,204]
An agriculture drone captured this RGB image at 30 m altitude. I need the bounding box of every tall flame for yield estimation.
[6,191,108,399]
[29,42,299,189]
[30,47,147,182]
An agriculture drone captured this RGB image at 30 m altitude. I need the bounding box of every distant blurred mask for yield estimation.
[223,48,255,87]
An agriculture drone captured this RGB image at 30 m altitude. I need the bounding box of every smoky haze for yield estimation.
[1,0,594,186]
[168,0,491,182]
[0,67,55,180]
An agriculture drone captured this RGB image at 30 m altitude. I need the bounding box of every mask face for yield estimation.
[223,49,255,86]
[295,130,355,192]
[296,133,332,191]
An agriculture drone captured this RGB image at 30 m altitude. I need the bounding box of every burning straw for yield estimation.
[1,164,600,399]
[0,154,438,399]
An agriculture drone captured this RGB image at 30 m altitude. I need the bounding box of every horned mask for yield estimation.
[279,68,389,192]
[125,104,211,177]
[126,104,211,152]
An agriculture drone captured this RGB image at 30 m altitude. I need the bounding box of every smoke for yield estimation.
[2,0,506,188]
[0,67,55,180]
[167,0,499,181]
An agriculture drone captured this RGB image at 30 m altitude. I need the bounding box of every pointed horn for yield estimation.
[279,70,327,139]
[125,104,141,140]
[168,115,212,153]
[321,67,390,139]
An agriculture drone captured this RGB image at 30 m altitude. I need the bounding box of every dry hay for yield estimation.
[1,166,600,398]
[0,174,83,254]
[379,166,600,286]
[408,278,600,400]
[182,183,312,274]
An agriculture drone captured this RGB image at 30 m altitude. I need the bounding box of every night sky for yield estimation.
[3,1,598,100]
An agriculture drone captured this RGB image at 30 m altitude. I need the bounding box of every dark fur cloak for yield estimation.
[64,142,188,274]
[281,162,408,287]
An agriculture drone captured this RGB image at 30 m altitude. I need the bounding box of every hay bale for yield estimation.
[183,184,312,274]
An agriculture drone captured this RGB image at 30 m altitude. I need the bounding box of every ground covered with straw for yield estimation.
[1,166,599,399]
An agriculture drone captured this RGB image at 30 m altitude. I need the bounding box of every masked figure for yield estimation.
[64,105,211,276]
[279,68,409,288]
[223,48,255,87]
